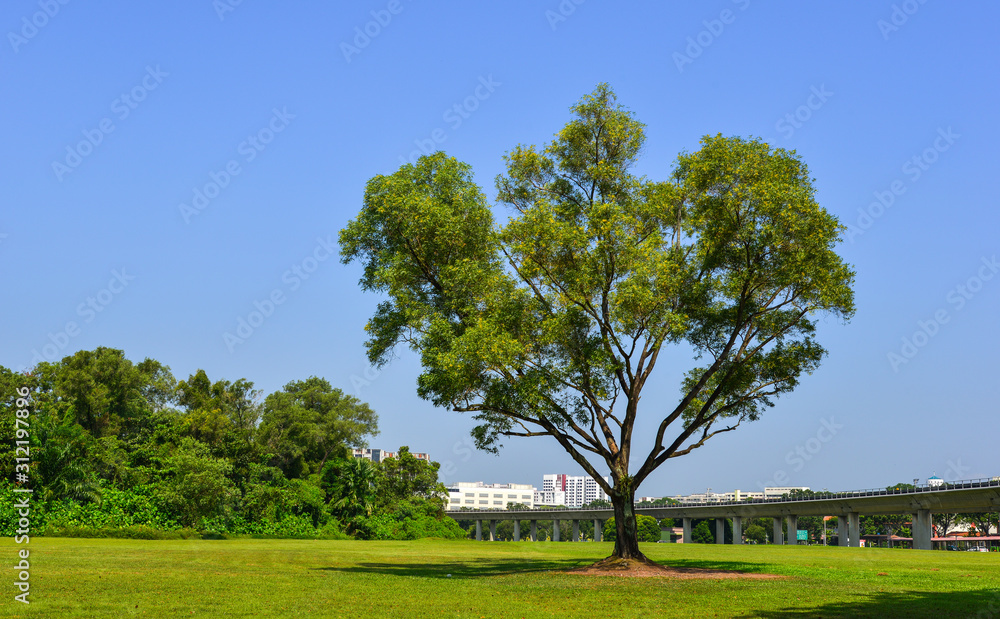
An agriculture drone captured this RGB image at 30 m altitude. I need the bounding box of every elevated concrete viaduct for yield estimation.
[447,478,1000,550]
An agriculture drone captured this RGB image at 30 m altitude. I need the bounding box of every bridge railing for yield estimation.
[449,476,1000,515]
[663,476,1000,509]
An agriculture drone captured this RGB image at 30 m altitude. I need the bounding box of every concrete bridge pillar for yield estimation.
[476,520,482,541]
[572,520,580,542]
[847,512,860,548]
[513,519,520,542]
[682,517,692,544]
[489,520,496,542]
[733,516,743,545]
[773,517,783,544]
[530,520,537,542]
[913,509,932,550]
[837,514,848,546]
[786,515,798,545]
[553,520,560,542]
[594,520,602,542]
[715,518,726,544]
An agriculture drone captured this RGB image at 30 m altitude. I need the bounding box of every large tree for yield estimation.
[376,446,447,509]
[175,369,263,486]
[41,347,175,440]
[339,84,854,561]
[259,377,379,478]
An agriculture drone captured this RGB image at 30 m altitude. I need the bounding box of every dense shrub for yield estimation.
[601,515,662,543]
[43,525,202,540]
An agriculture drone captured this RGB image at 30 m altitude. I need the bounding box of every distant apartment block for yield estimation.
[446,482,536,511]
[537,474,610,508]
[352,448,430,464]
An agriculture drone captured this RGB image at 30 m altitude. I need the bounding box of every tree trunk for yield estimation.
[611,478,647,561]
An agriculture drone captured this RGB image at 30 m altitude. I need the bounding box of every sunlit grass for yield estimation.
[3,538,999,618]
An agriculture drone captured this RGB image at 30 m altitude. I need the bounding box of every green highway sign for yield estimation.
[797,530,808,541]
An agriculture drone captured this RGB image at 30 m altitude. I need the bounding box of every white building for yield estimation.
[669,487,809,503]
[446,482,536,511]
[762,487,810,499]
[352,448,430,464]
[537,474,610,508]
[534,489,566,506]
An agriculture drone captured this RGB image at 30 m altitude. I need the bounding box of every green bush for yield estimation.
[360,498,466,540]
[43,525,202,540]
[691,521,714,544]
[601,515,661,543]
[45,485,179,531]
[744,524,767,544]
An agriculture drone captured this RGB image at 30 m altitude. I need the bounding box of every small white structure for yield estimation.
[534,489,567,506]
[927,475,944,487]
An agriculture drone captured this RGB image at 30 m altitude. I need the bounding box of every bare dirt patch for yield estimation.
[565,556,786,580]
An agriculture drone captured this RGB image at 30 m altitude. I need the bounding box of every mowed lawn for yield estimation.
[3,538,1000,618]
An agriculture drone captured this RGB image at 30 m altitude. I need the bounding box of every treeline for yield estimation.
[0,347,464,540]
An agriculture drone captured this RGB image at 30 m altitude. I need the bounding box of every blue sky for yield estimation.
[2,2,998,497]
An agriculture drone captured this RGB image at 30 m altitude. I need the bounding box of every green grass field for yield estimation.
[3,538,999,618]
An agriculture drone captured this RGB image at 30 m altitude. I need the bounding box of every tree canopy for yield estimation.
[260,377,379,478]
[340,83,855,560]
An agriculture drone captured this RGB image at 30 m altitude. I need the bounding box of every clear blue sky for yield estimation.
[2,2,998,497]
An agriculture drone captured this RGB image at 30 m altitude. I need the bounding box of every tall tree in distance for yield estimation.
[175,369,264,487]
[259,377,379,479]
[43,347,175,440]
[376,446,447,509]
[340,84,855,563]
[176,370,261,451]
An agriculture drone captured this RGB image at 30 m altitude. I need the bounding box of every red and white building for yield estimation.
[536,474,609,508]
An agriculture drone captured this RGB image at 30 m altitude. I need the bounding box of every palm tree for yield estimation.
[37,422,102,504]
[331,457,377,521]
